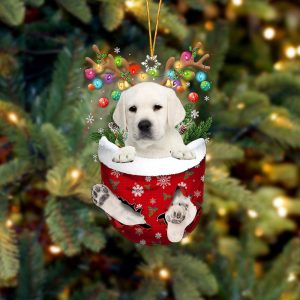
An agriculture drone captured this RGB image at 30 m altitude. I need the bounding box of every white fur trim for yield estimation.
[98,136,206,176]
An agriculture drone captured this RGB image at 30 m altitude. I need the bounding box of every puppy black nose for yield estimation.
[138,120,152,132]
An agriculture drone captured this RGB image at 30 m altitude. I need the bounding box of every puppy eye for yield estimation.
[153,105,163,111]
[129,106,137,113]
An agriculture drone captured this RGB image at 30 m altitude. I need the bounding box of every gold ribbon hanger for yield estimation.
[146,0,163,57]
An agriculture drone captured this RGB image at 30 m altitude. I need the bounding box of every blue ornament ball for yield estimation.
[92,78,103,89]
[200,80,211,91]
[111,90,121,101]
[196,71,207,82]
[167,69,176,80]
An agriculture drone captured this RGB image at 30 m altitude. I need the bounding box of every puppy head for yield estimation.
[113,82,185,142]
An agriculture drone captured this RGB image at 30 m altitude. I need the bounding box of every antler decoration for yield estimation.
[85,44,133,86]
[161,42,210,87]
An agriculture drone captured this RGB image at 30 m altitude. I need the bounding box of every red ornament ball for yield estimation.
[188,92,199,103]
[98,97,109,108]
[88,83,95,91]
[129,64,141,75]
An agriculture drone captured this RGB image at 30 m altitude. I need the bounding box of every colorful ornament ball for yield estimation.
[88,83,95,91]
[173,79,181,88]
[92,78,103,89]
[182,69,195,81]
[98,97,109,108]
[129,64,141,75]
[196,71,207,82]
[111,90,121,101]
[167,69,176,80]
[85,68,96,80]
[200,80,211,91]
[103,73,114,84]
[188,92,199,103]
[147,69,160,77]
[114,56,123,67]
[176,86,185,93]
[180,51,192,61]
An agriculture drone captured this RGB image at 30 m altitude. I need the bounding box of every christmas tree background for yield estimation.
[1,0,300,299]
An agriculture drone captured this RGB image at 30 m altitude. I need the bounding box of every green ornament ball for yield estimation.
[114,55,123,67]
[111,90,121,101]
[200,80,211,91]
[147,68,160,77]
[182,69,195,81]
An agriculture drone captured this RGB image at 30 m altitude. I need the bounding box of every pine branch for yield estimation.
[0,197,19,281]
[45,197,106,256]
[0,0,25,26]
[41,123,70,167]
[45,197,81,256]
[55,0,92,24]
[99,0,125,31]
[133,279,165,300]
[16,234,44,300]
[0,159,29,187]
[70,284,118,300]
[167,255,218,297]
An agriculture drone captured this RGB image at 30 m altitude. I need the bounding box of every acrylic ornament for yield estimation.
[85,42,211,245]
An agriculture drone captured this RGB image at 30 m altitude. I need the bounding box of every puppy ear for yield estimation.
[113,91,127,130]
[167,88,186,127]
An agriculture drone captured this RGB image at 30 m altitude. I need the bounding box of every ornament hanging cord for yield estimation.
[146,0,163,57]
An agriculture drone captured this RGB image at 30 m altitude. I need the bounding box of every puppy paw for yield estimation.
[165,205,186,224]
[171,149,196,160]
[112,146,136,163]
[92,184,110,207]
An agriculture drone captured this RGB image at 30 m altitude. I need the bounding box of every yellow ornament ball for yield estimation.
[174,60,183,71]
[139,73,148,81]
[93,64,104,74]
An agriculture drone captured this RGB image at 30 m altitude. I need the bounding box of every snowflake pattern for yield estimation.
[191,110,199,119]
[97,128,104,134]
[86,113,94,124]
[135,227,144,236]
[114,47,120,54]
[204,96,210,101]
[132,184,144,197]
[139,239,146,245]
[150,198,156,205]
[145,176,152,182]
[136,204,143,210]
[155,232,162,239]
[186,82,191,87]
[178,182,187,189]
[141,55,161,72]
[111,170,121,178]
[194,190,201,198]
[156,176,171,189]
[201,175,205,182]
[92,154,98,162]
[195,164,200,168]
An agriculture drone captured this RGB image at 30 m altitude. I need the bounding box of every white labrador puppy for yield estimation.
[92,82,197,242]
[112,82,195,161]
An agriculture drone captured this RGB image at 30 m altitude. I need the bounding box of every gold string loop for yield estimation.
[146,0,163,57]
